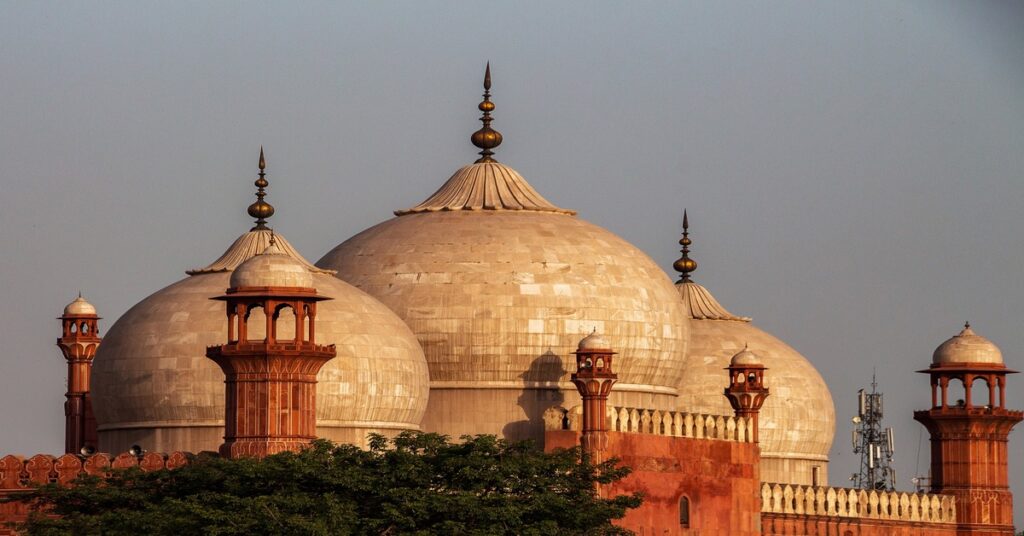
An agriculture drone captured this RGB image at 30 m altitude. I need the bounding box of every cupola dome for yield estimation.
[578,330,611,351]
[230,239,314,289]
[63,295,97,316]
[730,344,762,367]
[932,323,1003,365]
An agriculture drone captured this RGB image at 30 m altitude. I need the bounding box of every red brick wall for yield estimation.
[761,512,957,535]
[546,430,762,536]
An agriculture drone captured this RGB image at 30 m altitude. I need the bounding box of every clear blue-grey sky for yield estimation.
[1,1,1022,527]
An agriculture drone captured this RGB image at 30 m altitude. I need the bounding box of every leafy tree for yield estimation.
[9,432,641,535]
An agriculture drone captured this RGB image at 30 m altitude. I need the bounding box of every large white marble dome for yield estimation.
[318,159,691,442]
[91,228,431,453]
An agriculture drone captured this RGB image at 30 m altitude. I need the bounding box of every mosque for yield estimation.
[0,67,1019,535]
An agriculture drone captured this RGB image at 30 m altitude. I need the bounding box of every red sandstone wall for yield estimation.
[546,430,762,536]
[761,512,958,536]
[0,451,191,535]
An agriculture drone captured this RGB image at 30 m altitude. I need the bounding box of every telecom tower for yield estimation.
[850,373,897,490]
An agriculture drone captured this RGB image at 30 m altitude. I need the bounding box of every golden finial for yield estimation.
[470,62,502,163]
[673,210,697,283]
[247,146,275,231]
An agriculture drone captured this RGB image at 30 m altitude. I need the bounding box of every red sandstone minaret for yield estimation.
[206,173,336,459]
[571,330,618,465]
[57,294,101,454]
[914,323,1021,536]
[206,238,336,458]
[724,344,769,443]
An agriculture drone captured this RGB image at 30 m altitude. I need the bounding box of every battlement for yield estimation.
[760,482,956,523]
[0,451,193,490]
[544,405,755,443]
[0,451,197,535]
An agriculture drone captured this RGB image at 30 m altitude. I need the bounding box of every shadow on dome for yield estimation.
[502,350,567,443]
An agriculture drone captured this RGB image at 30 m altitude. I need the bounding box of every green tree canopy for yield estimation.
[11,432,641,535]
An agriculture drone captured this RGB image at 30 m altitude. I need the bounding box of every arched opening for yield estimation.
[971,376,991,408]
[275,304,296,342]
[228,313,239,343]
[947,378,966,408]
[80,322,90,334]
[69,322,77,334]
[735,372,745,384]
[245,305,267,343]
[303,305,312,342]
[679,496,690,527]
[747,372,757,384]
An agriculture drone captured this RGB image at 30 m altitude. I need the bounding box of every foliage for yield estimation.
[9,432,641,535]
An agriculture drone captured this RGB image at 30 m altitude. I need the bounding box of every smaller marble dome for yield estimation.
[230,241,314,289]
[933,323,1003,365]
[730,344,761,367]
[578,330,611,350]
[64,295,97,316]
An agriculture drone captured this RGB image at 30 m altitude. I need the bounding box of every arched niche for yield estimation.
[274,304,296,342]
[245,304,267,342]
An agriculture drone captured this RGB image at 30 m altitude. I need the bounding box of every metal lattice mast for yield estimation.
[850,372,897,491]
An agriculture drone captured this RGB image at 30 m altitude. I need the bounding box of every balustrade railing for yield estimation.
[759,482,956,524]
[543,405,754,443]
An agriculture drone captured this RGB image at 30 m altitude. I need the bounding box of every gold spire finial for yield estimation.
[470,62,502,163]
[673,209,697,283]
[247,146,275,231]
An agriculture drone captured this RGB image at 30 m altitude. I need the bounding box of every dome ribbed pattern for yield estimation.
[187,230,334,275]
[677,281,751,321]
[395,162,576,216]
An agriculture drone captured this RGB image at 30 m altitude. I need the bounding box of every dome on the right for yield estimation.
[932,323,1003,366]
[671,213,835,487]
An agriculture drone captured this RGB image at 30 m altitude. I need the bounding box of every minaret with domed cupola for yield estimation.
[571,330,618,465]
[724,344,769,443]
[914,323,1022,535]
[206,236,337,458]
[57,294,101,454]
